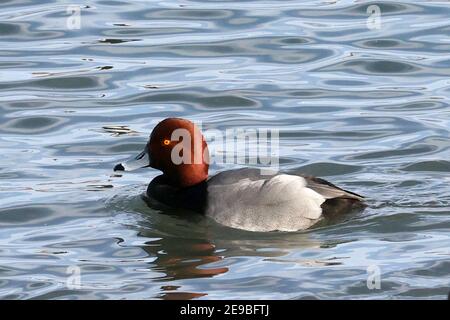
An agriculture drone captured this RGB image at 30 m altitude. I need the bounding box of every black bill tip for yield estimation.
[113,163,125,171]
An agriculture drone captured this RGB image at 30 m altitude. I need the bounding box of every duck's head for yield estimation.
[114,118,209,187]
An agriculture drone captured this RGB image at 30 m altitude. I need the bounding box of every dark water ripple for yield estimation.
[0,0,449,299]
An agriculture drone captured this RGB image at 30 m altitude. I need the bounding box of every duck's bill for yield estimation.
[113,147,150,172]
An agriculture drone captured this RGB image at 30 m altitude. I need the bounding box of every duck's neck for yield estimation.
[162,164,208,188]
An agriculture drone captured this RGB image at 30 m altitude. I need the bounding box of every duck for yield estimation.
[114,118,365,232]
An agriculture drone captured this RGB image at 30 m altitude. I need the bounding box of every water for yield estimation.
[1,0,449,300]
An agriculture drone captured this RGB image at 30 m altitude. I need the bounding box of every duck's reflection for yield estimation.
[135,210,327,300]
[142,237,228,280]
[137,235,228,299]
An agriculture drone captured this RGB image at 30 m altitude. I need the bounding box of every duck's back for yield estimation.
[205,168,364,232]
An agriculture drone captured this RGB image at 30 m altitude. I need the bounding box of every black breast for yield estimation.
[146,175,207,213]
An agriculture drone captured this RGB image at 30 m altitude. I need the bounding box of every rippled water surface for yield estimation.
[1,0,450,299]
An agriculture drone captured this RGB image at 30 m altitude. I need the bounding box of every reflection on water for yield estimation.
[0,0,450,299]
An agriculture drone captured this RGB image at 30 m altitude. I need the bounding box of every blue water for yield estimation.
[0,0,449,299]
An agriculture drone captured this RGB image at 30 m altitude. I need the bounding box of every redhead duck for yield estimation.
[114,118,365,232]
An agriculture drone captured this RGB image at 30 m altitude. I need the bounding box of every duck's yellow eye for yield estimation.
[163,139,171,146]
